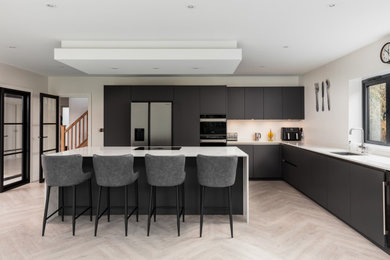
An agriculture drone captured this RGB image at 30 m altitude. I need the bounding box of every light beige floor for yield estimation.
[0,181,388,260]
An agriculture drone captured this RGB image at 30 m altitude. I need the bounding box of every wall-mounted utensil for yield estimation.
[326,79,331,111]
[315,83,319,112]
[321,81,325,111]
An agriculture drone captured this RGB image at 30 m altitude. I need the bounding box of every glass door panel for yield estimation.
[39,94,59,183]
[1,89,30,192]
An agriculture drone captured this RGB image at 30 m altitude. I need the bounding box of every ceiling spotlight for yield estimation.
[111,67,119,70]
[283,46,289,49]
[328,4,336,7]
[46,3,57,8]
[258,66,265,68]
[187,4,195,9]
[192,67,199,70]
[153,67,160,70]
[8,46,16,49]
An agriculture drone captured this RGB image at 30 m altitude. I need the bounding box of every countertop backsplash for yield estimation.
[227,120,304,142]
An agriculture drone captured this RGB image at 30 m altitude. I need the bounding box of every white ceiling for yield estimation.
[0,0,390,76]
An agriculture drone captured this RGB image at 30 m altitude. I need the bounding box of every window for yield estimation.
[363,74,390,145]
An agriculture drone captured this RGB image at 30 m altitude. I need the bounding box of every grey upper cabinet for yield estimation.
[104,86,131,146]
[263,87,283,119]
[227,88,245,119]
[132,86,174,101]
[350,164,386,247]
[200,86,227,114]
[282,87,304,119]
[237,145,254,178]
[327,158,350,223]
[253,145,281,179]
[173,87,200,146]
[244,88,264,119]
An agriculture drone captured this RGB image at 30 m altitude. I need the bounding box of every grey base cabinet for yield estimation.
[253,145,281,179]
[350,164,386,247]
[281,144,388,251]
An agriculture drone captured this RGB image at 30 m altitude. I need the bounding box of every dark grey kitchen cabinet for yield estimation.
[104,86,131,146]
[281,145,301,188]
[350,164,386,247]
[253,145,281,179]
[173,87,200,146]
[227,87,245,119]
[282,87,304,119]
[200,86,227,114]
[263,87,283,119]
[244,88,264,119]
[131,86,173,101]
[327,158,351,223]
[236,145,254,178]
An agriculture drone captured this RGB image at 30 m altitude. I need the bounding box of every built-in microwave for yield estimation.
[200,115,227,146]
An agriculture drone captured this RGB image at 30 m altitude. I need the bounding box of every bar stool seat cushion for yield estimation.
[145,154,186,187]
[93,154,139,187]
[196,155,238,188]
[42,154,91,187]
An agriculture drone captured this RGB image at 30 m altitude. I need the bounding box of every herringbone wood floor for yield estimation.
[0,181,389,260]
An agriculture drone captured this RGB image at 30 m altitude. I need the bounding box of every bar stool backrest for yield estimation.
[145,154,186,186]
[41,154,86,187]
[93,154,137,187]
[196,155,238,188]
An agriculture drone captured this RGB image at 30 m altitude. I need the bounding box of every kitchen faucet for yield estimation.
[349,128,366,153]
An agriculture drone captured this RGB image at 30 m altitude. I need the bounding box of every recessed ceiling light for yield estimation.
[187,4,195,9]
[192,67,199,70]
[258,66,265,68]
[328,4,336,7]
[153,67,160,70]
[283,46,289,49]
[111,67,119,70]
[8,46,16,49]
[46,3,57,8]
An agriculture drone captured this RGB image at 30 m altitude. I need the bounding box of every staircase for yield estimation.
[60,111,88,151]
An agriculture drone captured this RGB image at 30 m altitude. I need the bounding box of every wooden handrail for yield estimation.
[60,110,88,151]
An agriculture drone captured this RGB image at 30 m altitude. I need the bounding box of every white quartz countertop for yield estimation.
[284,143,390,171]
[51,146,248,158]
[228,141,283,145]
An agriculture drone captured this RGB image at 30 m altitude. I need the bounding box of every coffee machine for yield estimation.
[281,127,303,141]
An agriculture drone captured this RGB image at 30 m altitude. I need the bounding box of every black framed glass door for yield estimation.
[39,94,59,183]
[0,88,30,192]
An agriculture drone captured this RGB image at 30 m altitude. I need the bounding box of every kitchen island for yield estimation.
[47,146,249,222]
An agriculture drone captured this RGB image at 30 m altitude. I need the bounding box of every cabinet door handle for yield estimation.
[383,181,388,235]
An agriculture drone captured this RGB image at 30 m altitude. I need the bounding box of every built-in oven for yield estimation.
[200,115,227,146]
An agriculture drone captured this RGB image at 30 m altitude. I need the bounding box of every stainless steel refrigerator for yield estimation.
[130,102,172,146]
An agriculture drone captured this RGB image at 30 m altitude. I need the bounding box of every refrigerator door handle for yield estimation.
[383,181,388,236]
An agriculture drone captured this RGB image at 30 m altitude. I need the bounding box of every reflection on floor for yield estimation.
[0,181,388,259]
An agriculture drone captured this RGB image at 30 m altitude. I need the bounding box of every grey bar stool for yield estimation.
[196,155,238,238]
[92,154,139,236]
[41,154,92,236]
[145,154,186,236]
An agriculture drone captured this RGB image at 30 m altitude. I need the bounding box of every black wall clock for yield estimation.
[380,42,390,63]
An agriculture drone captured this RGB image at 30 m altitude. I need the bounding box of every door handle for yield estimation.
[38,136,48,139]
[3,135,8,138]
[383,181,388,235]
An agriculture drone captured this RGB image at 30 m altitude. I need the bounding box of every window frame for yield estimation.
[363,73,390,146]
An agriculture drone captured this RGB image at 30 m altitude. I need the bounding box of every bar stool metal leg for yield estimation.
[135,180,139,222]
[60,186,64,222]
[153,186,157,222]
[176,185,180,236]
[182,183,185,222]
[107,187,110,222]
[94,186,102,236]
[200,185,205,238]
[72,185,76,236]
[124,185,128,236]
[228,186,233,238]
[147,185,153,236]
[42,186,51,236]
[89,179,93,221]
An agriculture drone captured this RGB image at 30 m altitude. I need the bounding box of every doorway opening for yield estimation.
[59,97,88,151]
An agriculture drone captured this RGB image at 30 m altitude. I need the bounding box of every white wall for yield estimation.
[48,76,300,147]
[0,62,48,182]
[300,35,390,149]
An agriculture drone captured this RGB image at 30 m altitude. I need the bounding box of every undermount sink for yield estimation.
[331,151,363,156]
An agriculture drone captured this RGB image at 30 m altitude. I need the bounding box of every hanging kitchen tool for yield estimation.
[321,81,325,111]
[315,83,319,112]
[326,79,331,111]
